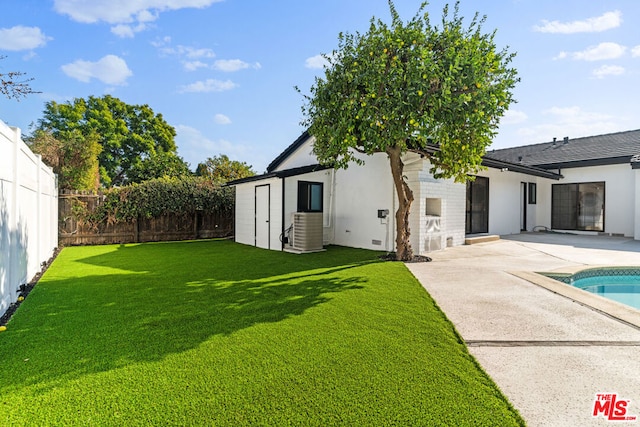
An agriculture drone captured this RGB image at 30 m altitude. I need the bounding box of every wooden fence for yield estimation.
[58,193,234,246]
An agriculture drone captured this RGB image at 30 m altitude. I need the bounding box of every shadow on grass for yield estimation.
[0,242,375,394]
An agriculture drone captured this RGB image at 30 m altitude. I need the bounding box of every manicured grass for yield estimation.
[0,240,523,426]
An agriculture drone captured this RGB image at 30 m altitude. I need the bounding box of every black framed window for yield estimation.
[297,181,323,212]
[528,183,537,204]
[552,182,605,231]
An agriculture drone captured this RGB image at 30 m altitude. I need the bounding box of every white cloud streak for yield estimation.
[557,42,627,61]
[61,54,133,85]
[213,59,261,72]
[0,26,51,51]
[515,106,619,143]
[632,45,640,58]
[178,79,237,93]
[305,54,329,69]
[533,10,622,34]
[54,0,222,36]
[501,109,528,125]
[592,65,625,79]
[214,114,231,125]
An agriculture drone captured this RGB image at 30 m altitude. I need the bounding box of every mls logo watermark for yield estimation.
[593,393,637,422]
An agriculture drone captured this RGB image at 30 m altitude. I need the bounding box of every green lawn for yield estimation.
[0,240,523,426]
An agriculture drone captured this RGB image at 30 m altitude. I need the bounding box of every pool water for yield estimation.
[572,275,640,310]
[545,268,640,311]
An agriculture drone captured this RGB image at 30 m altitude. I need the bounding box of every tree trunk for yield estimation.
[387,145,414,261]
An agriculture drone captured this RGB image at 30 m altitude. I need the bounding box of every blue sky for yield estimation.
[1,0,639,173]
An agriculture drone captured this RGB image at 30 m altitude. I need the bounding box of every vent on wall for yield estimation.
[290,212,323,253]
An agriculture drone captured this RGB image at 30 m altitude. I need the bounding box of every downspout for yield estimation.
[325,169,336,246]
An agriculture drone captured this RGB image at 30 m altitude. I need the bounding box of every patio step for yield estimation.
[465,234,500,245]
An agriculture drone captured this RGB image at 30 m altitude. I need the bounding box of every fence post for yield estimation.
[194,211,199,239]
[9,127,20,304]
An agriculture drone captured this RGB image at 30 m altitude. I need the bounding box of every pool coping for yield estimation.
[510,267,640,330]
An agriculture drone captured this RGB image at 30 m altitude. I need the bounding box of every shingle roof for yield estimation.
[486,129,640,169]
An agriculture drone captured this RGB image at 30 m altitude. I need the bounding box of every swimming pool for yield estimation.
[544,268,640,311]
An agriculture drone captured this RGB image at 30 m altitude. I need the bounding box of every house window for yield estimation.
[297,181,323,212]
[552,182,605,231]
[528,183,537,204]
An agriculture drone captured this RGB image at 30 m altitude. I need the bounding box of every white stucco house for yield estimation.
[229,129,640,255]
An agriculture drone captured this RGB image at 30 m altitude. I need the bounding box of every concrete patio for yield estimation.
[407,232,640,426]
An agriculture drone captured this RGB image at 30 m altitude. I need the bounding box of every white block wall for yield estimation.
[0,121,58,317]
[412,162,466,254]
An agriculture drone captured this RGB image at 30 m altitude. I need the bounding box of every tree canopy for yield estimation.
[33,95,181,187]
[300,1,518,260]
[27,129,102,191]
[195,154,256,184]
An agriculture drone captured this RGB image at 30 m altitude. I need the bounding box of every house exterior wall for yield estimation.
[282,169,333,245]
[541,164,635,237]
[332,153,396,252]
[635,168,640,240]
[410,161,466,253]
[275,138,318,171]
[475,168,550,235]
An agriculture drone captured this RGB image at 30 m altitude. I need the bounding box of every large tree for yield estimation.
[300,1,518,260]
[27,129,102,191]
[34,95,178,187]
[195,154,255,184]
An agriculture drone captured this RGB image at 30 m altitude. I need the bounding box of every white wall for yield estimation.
[273,137,318,171]
[332,153,396,252]
[634,168,640,240]
[282,169,333,245]
[539,164,635,237]
[413,162,466,253]
[0,121,58,317]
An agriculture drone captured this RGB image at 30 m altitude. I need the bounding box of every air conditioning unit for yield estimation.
[290,212,323,252]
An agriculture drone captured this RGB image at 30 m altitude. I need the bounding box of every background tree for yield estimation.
[196,154,255,184]
[27,129,102,191]
[33,95,178,187]
[1,56,38,100]
[127,151,192,183]
[299,1,518,260]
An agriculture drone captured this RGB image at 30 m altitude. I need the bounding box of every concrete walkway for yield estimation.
[406,233,640,426]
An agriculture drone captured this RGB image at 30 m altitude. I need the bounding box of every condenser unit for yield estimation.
[290,212,323,252]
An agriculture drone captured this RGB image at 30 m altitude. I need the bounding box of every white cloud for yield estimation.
[213,59,261,72]
[54,0,221,23]
[305,54,329,69]
[559,42,626,61]
[54,0,222,36]
[175,124,248,168]
[501,109,528,125]
[632,45,640,58]
[214,114,231,125]
[515,106,618,143]
[111,22,150,38]
[178,79,237,93]
[0,26,51,51]
[592,65,625,79]
[183,60,209,71]
[533,10,622,34]
[61,54,133,85]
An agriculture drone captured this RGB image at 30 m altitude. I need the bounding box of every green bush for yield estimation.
[76,176,233,226]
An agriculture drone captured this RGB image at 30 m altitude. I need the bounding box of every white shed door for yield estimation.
[255,185,270,249]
